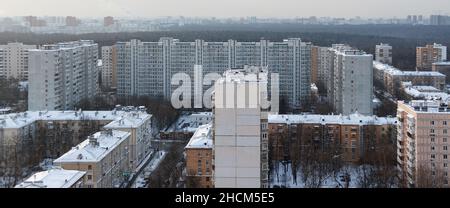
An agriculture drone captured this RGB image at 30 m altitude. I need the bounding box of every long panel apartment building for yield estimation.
[28,40,99,111]
[115,38,311,110]
[0,42,37,80]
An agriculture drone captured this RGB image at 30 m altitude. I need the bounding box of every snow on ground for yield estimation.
[270,162,360,188]
[132,151,167,188]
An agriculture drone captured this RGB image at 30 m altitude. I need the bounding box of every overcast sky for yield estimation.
[0,0,449,18]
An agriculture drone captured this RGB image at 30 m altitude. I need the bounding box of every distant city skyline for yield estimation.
[0,0,449,18]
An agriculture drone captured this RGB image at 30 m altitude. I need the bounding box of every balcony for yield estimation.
[397,156,403,165]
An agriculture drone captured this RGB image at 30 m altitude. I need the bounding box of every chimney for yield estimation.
[88,135,99,147]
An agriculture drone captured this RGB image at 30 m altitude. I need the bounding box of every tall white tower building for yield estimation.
[28,40,99,111]
[213,66,269,188]
[328,46,373,116]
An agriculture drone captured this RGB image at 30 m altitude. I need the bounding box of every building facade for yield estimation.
[0,106,152,182]
[330,47,373,116]
[375,43,393,65]
[116,38,311,110]
[213,66,269,188]
[432,62,450,84]
[416,43,447,71]
[374,61,446,96]
[54,130,131,188]
[0,42,37,80]
[397,100,450,187]
[268,113,397,163]
[28,40,99,110]
[184,123,213,188]
[101,46,117,89]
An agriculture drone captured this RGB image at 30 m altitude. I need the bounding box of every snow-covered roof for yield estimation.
[185,123,213,149]
[0,109,151,129]
[218,66,268,84]
[403,100,450,114]
[402,82,450,101]
[53,130,130,163]
[373,61,445,77]
[165,112,212,132]
[103,111,151,129]
[15,168,85,188]
[269,113,397,126]
[433,62,450,66]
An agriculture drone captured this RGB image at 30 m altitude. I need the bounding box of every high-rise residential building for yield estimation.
[416,43,447,71]
[15,168,86,188]
[184,123,213,188]
[104,16,115,27]
[28,40,99,111]
[329,46,373,116]
[0,42,37,80]
[325,44,352,106]
[54,130,132,188]
[375,43,393,65]
[101,46,117,89]
[310,46,330,92]
[213,66,269,188]
[397,100,450,188]
[268,113,397,163]
[65,16,80,27]
[116,37,311,110]
[432,62,450,83]
[430,15,450,26]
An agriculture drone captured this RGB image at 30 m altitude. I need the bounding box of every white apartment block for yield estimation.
[397,100,450,187]
[28,40,99,110]
[101,46,117,89]
[328,46,373,116]
[0,42,37,80]
[116,38,311,110]
[375,43,393,65]
[213,66,269,188]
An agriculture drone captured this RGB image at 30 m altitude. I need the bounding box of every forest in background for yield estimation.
[0,25,449,69]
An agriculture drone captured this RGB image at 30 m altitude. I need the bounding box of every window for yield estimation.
[88,165,92,170]
[444,129,448,134]
[445,163,448,168]
[432,146,436,151]
[431,129,435,133]
[87,175,92,180]
[445,146,448,151]
[444,138,448,143]
[444,155,448,160]
[431,121,435,125]
[432,137,436,142]
[444,121,448,125]
[206,177,210,182]
[431,154,436,159]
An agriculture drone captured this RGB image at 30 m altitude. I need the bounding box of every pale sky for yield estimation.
[0,0,449,18]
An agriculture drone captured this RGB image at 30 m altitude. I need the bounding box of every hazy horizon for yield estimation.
[0,0,449,18]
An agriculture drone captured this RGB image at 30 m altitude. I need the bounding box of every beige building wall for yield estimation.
[397,101,450,187]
